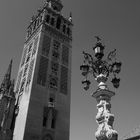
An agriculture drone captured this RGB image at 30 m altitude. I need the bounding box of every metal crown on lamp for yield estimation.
[80,36,122,140]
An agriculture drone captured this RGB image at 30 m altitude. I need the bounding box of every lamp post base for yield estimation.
[92,89,118,140]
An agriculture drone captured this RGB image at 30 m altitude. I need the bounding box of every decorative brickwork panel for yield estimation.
[60,66,68,95]
[21,47,28,67]
[42,35,51,57]
[32,36,39,56]
[23,64,29,78]
[62,45,69,66]
[37,56,48,86]
[19,78,26,94]
[26,53,31,64]
[26,59,35,87]
[28,42,33,53]
[16,70,23,93]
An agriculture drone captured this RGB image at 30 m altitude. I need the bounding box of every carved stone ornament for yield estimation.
[95,100,118,140]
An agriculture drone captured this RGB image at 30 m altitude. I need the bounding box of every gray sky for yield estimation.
[0,0,140,140]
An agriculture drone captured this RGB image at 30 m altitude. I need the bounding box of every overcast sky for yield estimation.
[0,0,140,140]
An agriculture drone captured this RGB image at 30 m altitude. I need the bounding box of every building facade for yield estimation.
[124,126,140,140]
[125,135,140,140]
[13,0,73,140]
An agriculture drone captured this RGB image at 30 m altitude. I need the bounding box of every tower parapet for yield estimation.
[26,0,72,43]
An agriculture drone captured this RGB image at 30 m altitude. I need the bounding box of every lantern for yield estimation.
[112,62,122,74]
[93,42,105,60]
[82,79,91,90]
[80,64,89,76]
[111,77,120,88]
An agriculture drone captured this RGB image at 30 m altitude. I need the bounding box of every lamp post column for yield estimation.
[80,36,122,140]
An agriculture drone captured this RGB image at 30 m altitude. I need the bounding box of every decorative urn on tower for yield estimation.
[80,36,122,140]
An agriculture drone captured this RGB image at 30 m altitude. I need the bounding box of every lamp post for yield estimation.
[80,37,122,140]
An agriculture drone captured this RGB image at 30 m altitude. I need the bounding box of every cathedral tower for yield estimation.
[13,0,73,140]
[0,60,15,140]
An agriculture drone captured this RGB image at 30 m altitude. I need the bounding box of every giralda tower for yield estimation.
[13,0,73,140]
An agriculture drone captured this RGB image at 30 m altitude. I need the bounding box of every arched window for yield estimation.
[56,17,61,30]
[43,134,53,140]
[45,15,50,23]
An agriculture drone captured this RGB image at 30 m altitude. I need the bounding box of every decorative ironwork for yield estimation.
[80,37,122,140]
[80,37,122,90]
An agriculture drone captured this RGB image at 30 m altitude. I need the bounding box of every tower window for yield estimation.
[56,17,61,30]
[51,118,56,129]
[51,109,57,129]
[43,116,47,127]
[67,27,70,36]
[49,75,58,89]
[45,15,50,23]
[43,107,48,127]
[53,6,58,11]
[52,40,60,61]
[37,56,48,86]
[52,51,59,61]
[48,97,55,108]
[43,134,53,140]
[50,17,55,26]
[49,97,54,103]
[53,40,60,51]
[63,24,66,33]
[51,61,59,76]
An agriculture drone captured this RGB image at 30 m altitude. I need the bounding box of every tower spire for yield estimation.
[0,59,13,90]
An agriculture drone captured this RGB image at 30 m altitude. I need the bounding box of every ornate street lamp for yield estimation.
[80,63,90,76]
[82,79,91,90]
[80,36,122,140]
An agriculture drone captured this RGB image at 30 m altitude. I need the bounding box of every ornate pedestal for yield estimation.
[92,89,118,140]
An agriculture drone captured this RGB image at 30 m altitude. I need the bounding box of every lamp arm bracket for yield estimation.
[107,49,116,62]
[83,51,94,64]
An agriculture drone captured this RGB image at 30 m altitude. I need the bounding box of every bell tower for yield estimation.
[13,0,73,139]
